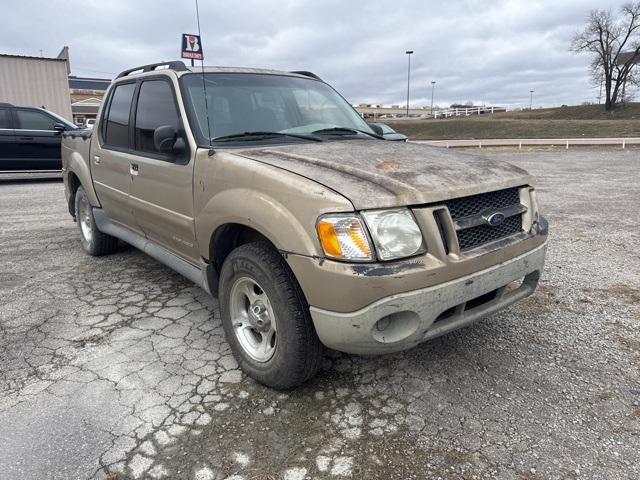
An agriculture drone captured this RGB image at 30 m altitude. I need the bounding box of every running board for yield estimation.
[93,208,213,295]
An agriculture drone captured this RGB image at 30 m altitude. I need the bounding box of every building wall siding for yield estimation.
[0,56,73,120]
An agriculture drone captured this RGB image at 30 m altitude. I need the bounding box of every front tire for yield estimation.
[74,186,118,256]
[219,242,323,389]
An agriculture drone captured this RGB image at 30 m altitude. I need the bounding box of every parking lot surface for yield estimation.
[1,148,639,480]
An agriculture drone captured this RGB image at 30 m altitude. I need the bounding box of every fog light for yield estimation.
[371,311,420,344]
[375,316,392,331]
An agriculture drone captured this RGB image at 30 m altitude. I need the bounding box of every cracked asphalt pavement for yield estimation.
[1,148,639,480]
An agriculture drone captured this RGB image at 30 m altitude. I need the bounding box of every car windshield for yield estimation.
[376,124,395,134]
[181,73,375,143]
[46,110,77,129]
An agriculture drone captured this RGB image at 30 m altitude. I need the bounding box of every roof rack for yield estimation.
[290,71,322,81]
[116,61,189,79]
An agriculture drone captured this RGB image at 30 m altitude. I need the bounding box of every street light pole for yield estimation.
[529,90,534,110]
[405,50,413,117]
[430,81,436,115]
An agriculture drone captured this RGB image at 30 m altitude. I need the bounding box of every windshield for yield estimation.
[181,73,374,143]
[376,123,395,134]
[45,109,77,129]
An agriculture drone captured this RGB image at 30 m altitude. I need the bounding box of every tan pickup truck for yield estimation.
[62,61,548,389]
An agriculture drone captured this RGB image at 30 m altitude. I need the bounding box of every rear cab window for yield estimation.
[103,82,136,149]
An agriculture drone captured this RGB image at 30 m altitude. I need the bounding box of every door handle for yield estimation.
[93,155,100,165]
[130,163,139,176]
[19,136,34,141]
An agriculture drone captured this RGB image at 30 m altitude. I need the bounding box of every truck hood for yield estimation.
[236,141,533,209]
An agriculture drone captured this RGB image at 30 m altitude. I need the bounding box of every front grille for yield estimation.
[443,187,524,251]
[446,187,520,219]
[457,213,522,250]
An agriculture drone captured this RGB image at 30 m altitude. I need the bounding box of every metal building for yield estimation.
[0,47,73,121]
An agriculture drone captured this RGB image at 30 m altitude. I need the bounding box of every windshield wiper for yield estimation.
[212,131,322,143]
[311,127,383,139]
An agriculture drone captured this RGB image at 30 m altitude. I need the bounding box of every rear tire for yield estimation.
[219,241,323,389]
[74,186,118,256]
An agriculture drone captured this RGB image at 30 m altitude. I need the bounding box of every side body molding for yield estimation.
[93,208,213,294]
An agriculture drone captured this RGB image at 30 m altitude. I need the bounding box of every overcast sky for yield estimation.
[0,0,631,108]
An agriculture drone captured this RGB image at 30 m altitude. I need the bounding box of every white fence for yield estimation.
[412,138,640,149]
[432,106,507,119]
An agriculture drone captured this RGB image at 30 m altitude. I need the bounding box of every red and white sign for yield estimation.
[181,34,203,61]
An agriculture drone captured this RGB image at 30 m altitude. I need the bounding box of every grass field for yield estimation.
[386,103,640,140]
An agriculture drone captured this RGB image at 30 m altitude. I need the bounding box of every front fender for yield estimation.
[196,188,320,259]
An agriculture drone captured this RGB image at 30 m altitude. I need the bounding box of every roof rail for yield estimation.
[0,102,14,107]
[116,61,189,79]
[290,71,322,81]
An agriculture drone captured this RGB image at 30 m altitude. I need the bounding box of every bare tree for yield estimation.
[572,2,640,110]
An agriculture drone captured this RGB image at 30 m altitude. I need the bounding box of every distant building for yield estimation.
[617,51,640,103]
[0,47,72,120]
[69,76,111,125]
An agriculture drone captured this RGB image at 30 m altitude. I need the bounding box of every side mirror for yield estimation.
[368,124,384,136]
[154,125,184,154]
[53,123,66,135]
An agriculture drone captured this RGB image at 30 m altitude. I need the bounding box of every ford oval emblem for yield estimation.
[486,212,506,226]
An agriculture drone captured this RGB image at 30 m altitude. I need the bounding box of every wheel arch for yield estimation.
[67,171,82,217]
[197,187,321,265]
[210,223,273,274]
[64,149,101,217]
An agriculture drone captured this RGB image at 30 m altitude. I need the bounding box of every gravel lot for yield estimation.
[1,148,638,480]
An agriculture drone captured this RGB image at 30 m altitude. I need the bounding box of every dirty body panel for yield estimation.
[61,63,548,360]
[310,242,546,355]
[236,141,534,209]
[192,148,353,260]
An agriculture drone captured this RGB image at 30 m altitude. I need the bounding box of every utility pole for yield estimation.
[430,81,436,116]
[529,90,534,110]
[405,50,413,117]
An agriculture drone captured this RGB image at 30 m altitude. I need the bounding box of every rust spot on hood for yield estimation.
[376,161,401,170]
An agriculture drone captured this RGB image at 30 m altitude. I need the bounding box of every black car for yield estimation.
[370,122,408,142]
[0,103,77,172]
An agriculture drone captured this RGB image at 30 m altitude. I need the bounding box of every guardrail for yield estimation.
[433,106,507,119]
[412,138,640,149]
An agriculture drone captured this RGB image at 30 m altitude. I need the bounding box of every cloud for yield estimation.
[0,0,631,107]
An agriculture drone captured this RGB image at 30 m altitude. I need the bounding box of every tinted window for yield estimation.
[0,109,11,129]
[104,82,135,148]
[134,80,180,154]
[15,109,56,130]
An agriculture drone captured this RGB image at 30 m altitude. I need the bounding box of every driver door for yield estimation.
[128,77,198,263]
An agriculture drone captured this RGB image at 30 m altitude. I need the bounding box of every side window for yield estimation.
[0,109,11,129]
[15,109,56,130]
[104,82,135,148]
[134,80,180,155]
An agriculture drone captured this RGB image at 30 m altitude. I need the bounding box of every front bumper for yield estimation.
[309,242,547,355]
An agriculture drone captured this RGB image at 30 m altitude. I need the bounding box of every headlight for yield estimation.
[361,208,425,261]
[316,214,374,261]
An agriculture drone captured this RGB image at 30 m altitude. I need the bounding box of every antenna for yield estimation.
[195,0,213,146]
